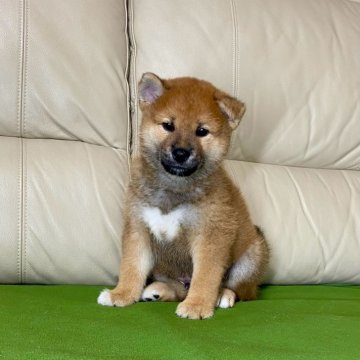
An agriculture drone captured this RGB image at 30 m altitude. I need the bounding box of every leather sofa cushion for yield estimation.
[225,160,360,284]
[0,0,129,149]
[129,0,360,170]
[0,137,127,285]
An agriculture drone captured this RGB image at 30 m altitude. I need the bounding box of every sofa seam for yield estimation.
[17,140,23,283]
[16,0,22,137]
[124,0,132,174]
[16,0,20,283]
[23,140,28,283]
[16,0,29,283]
[16,0,24,283]
[229,0,245,160]
[23,0,30,283]
[127,0,139,158]
[230,0,237,99]
[23,0,29,138]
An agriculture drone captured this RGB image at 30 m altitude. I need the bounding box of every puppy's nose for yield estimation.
[172,147,191,164]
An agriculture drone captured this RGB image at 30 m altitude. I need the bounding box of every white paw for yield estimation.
[141,286,161,302]
[217,288,236,309]
[97,289,113,306]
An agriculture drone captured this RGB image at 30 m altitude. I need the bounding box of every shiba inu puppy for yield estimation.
[98,73,269,319]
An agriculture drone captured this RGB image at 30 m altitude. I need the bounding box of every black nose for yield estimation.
[172,147,191,164]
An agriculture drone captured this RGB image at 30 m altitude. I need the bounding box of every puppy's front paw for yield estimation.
[176,299,214,320]
[97,288,139,307]
[97,289,113,306]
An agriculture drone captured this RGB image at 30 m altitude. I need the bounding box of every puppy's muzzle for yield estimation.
[161,147,199,177]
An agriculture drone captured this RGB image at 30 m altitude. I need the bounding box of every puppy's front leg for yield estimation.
[98,215,153,307]
[176,235,229,319]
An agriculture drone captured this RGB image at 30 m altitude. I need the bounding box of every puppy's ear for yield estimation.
[215,91,246,130]
[138,73,164,109]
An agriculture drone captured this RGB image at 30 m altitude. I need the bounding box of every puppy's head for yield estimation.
[138,73,246,179]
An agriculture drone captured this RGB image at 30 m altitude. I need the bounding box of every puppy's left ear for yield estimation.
[215,92,246,130]
[138,72,164,109]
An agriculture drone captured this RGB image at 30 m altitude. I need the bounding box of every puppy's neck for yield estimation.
[132,155,213,212]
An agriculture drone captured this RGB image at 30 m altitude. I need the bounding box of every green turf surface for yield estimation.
[0,285,359,359]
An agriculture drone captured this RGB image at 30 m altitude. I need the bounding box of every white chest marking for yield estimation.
[140,205,193,242]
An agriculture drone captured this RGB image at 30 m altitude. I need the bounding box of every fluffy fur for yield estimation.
[97,73,269,319]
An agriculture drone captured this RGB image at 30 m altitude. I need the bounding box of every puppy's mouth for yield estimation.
[161,160,199,177]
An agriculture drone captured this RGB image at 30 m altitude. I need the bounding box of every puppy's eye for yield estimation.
[195,127,209,137]
[162,122,175,132]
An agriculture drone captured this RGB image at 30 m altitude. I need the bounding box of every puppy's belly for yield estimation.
[151,235,193,280]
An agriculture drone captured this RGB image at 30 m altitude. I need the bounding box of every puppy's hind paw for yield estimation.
[141,281,180,302]
[217,288,236,309]
[141,286,161,302]
[97,289,113,307]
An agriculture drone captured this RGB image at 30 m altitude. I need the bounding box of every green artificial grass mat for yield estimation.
[0,285,359,360]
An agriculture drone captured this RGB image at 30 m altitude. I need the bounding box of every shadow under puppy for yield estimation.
[98,73,269,319]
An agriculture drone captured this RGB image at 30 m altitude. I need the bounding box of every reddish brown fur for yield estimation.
[107,73,269,319]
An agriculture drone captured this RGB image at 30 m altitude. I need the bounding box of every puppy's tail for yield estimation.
[254,225,270,260]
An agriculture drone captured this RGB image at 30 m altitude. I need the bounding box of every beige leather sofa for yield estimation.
[1,0,359,288]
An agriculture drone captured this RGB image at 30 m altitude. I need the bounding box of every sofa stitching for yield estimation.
[17,0,29,283]
[23,140,28,283]
[16,0,24,283]
[23,0,29,138]
[124,0,133,174]
[229,0,245,161]
[16,0,22,137]
[22,0,29,283]
[128,0,139,158]
[17,141,23,283]
[124,0,131,172]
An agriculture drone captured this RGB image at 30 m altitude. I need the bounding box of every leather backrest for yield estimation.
[0,0,129,285]
[128,0,360,170]
[0,0,129,149]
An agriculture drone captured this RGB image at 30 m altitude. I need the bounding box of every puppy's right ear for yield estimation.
[138,73,164,109]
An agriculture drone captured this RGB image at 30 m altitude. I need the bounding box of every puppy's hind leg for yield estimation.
[142,278,188,302]
[226,229,269,301]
